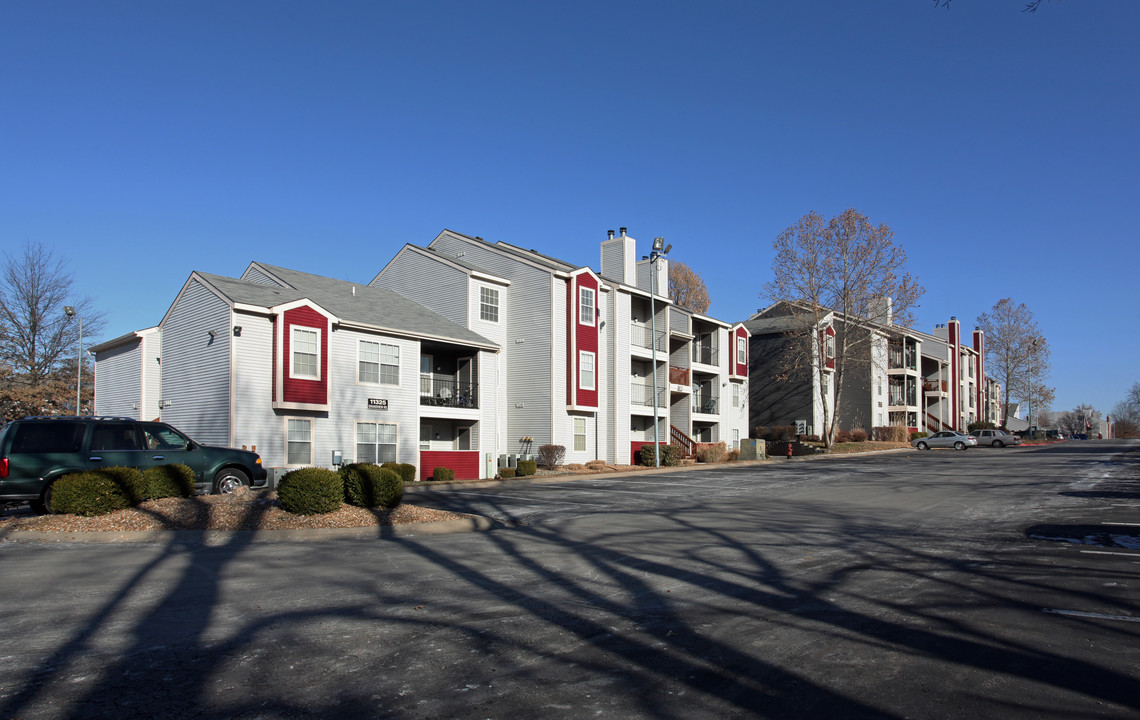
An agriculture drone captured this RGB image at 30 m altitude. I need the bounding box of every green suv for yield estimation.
[0,416,267,513]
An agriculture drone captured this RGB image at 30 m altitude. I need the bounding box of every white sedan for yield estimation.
[970,428,1022,447]
[912,431,978,451]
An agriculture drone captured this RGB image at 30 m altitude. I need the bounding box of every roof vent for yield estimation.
[620,227,627,237]
[607,229,615,240]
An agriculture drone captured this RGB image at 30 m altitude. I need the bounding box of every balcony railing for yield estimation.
[669,366,690,386]
[420,378,479,408]
[693,395,719,415]
[692,345,719,366]
[630,381,667,408]
[630,324,667,352]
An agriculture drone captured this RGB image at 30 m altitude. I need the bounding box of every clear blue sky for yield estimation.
[3,1,1137,416]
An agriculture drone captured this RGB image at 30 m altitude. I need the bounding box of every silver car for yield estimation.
[912,430,978,451]
[970,428,1022,447]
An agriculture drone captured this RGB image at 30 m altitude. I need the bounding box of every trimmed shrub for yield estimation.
[50,471,132,516]
[382,462,417,484]
[803,434,822,443]
[537,444,566,469]
[92,465,145,504]
[499,467,516,479]
[834,429,852,444]
[726,448,740,462]
[639,443,684,467]
[137,463,197,500]
[278,467,343,515]
[968,420,996,433]
[432,467,455,482]
[910,431,929,441]
[341,463,403,509]
[850,428,868,443]
[695,441,728,463]
[516,459,538,476]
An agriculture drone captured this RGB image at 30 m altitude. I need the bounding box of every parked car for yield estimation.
[0,416,267,513]
[911,430,978,451]
[970,428,1022,447]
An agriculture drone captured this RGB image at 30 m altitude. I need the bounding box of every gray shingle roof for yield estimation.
[199,265,497,350]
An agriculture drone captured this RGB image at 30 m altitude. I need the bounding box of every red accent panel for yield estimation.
[282,306,328,405]
[631,441,654,464]
[733,327,749,377]
[421,451,481,480]
[573,275,599,408]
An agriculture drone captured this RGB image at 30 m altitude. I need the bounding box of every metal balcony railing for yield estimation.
[420,378,479,408]
[693,395,719,414]
[630,381,667,408]
[630,324,667,352]
[691,345,719,365]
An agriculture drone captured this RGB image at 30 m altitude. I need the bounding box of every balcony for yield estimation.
[693,395,719,415]
[669,367,690,386]
[630,380,667,408]
[631,324,667,353]
[692,345,719,366]
[420,378,479,408]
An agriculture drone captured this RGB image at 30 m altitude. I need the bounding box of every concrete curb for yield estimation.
[0,515,506,545]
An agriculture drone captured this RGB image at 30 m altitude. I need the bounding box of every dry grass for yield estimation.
[827,440,911,454]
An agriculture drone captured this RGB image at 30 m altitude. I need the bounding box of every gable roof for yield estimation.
[197,264,498,351]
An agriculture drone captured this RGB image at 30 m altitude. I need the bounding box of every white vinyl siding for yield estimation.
[574,417,587,451]
[480,287,499,323]
[579,287,595,326]
[356,421,397,463]
[579,351,595,391]
[287,418,312,465]
[291,327,320,379]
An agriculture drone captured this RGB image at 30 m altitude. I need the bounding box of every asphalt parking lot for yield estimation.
[1,440,1138,719]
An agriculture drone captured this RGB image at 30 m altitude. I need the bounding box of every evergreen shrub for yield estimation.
[432,467,455,482]
[50,471,132,516]
[138,464,197,500]
[516,460,538,476]
[499,467,516,479]
[278,467,343,515]
[341,463,403,509]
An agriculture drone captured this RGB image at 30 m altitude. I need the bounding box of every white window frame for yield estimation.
[358,339,380,384]
[732,383,741,408]
[378,342,400,385]
[736,336,746,366]
[290,327,321,380]
[286,418,312,466]
[733,428,740,450]
[579,351,596,391]
[579,286,596,326]
[356,421,398,464]
[480,287,499,323]
[574,417,587,452]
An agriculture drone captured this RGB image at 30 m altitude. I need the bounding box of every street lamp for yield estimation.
[64,306,81,416]
[648,237,672,467]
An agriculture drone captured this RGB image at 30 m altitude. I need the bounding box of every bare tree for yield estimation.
[668,261,711,314]
[1110,381,1140,438]
[1057,404,1100,436]
[0,241,104,417]
[765,209,924,446]
[976,298,1054,427]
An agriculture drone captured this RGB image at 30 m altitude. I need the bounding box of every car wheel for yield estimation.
[214,468,249,494]
[993,440,1004,448]
[31,482,55,515]
[954,441,966,450]
[916,441,929,451]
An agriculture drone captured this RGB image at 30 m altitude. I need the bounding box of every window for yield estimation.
[733,428,740,450]
[579,287,596,326]
[291,327,320,379]
[357,422,397,464]
[579,351,595,390]
[574,417,587,451]
[732,383,741,408]
[822,375,829,395]
[736,336,746,365]
[480,287,499,323]
[90,423,142,451]
[358,341,399,385]
[287,418,312,465]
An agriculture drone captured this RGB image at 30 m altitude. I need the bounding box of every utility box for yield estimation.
[738,438,765,461]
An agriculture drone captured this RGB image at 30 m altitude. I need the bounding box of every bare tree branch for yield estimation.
[668,261,711,314]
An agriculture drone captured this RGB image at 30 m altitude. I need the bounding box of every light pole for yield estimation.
[648,237,671,467]
[64,306,81,415]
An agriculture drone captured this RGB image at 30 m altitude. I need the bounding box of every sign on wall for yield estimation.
[368,398,388,411]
